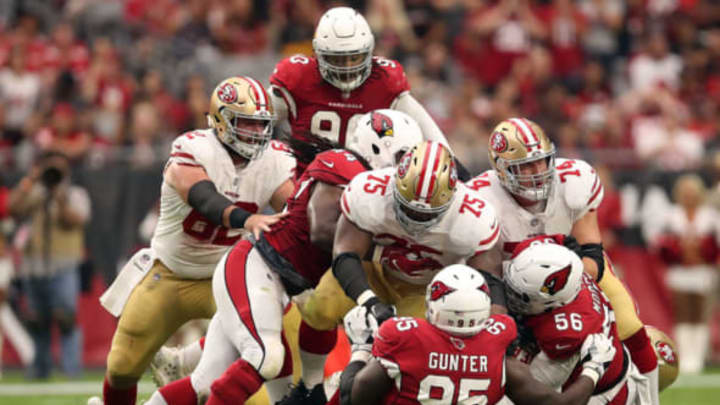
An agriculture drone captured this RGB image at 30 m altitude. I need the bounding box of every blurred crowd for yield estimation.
[1,0,720,377]
[0,0,718,172]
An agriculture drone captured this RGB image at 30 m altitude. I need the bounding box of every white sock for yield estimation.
[266,375,293,404]
[693,324,709,373]
[643,366,660,405]
[300,349,328,387]
[181,340,204,376]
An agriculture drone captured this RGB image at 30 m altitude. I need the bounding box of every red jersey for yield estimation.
[524,275,626,394]
[373,315,517,405]
[263,149,367,285]
[269,55,409,172]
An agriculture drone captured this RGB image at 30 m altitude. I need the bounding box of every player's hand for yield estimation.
[244,212,289,239]
[343,305,374,353]
[363,297,396,331]
[580,333,616,385]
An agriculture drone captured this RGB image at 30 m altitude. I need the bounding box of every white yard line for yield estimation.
[0,381,155,396]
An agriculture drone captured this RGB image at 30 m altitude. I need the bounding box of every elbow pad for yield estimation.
[187,180,233,226]
[579,243,605,282]
[332,252,371,302]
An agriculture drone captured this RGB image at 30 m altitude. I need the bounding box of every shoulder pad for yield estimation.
[306,149,367,186]
[169,130,215,168]
[372,317,415,359]
[269,54,317,93]
[450,186,501,254]
[465,171,495,194]
[341,168,393,231]
[372,56,410,95]
[557,159,603,213]
[482,314,518,345]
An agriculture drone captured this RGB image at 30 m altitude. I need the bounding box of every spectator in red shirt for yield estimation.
[34,103,91,163]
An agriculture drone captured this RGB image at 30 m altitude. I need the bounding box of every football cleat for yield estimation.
[275,380,310,405]
[149,346,184,387]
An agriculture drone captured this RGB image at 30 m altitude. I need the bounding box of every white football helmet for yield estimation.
[503,243,584,315]
[426,264,492,337]
[345,109,423,170]
[313,7,374,92]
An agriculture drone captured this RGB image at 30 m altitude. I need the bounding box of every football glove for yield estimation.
[580,333,617,385]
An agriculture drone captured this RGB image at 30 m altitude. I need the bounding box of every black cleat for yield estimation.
[275,380,310,405]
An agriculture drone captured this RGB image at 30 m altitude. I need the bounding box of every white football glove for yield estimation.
[343,305,375,354]
[579,333,617,385]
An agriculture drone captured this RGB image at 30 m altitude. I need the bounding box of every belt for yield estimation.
[249,233,313,296]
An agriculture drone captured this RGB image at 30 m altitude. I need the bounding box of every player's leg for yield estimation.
[207,244,290,404]
[597,258,659,404]
[295,269,355,389]
[145,315,236,405]
[104,261,214,405]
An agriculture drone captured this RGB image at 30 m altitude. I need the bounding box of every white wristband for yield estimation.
[357,290,377,306]
[350,349,372,363]
[580,367,601,386]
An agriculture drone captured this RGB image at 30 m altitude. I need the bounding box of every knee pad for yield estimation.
[257,339,285,380]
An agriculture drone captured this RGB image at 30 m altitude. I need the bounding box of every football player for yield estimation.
[268,7,458,177]
[286,140,502,403]
[92,77,296,405]
[503,237,649,404]
[467,118,664,402]
[142,110,425,405]
[334,264,618,405]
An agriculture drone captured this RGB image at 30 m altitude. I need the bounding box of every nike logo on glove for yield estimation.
[321,160,334,168]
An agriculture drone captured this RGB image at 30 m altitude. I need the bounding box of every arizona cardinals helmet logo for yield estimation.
[371,111,394,137]
[541,265,571,295]
[217,83,238,103]
[490,132,508,153]
[429,280,456,301]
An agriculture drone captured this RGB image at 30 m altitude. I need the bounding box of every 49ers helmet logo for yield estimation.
[541,265,571,295]
[656,342,677,365]
[371,111,394,137]
[429,280,456,301]
[490,132,508,153]
[397,151,412,179]
[217,83,238,104]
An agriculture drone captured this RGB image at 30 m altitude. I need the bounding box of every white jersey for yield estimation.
[341,167,500,285]
[467,158,603,276]
[151,130,295,278]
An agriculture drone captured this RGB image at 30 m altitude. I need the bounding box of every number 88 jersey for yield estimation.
[341,167,500,285]
[269,54,409,173]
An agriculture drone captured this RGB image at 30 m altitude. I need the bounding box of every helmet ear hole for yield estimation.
[372,144,380,154]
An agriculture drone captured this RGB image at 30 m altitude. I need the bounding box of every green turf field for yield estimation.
[1,368,719,405]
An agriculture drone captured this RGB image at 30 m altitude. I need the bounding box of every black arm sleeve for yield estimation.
[339,361,366,405]
[579,243,605,282]
[332,252,371,302]
[479,270,507,308]
[187,180,251,228]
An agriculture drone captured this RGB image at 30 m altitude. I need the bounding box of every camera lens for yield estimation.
[41,166,63,188]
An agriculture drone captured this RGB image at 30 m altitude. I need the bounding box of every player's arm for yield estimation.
[270,178,295,212]
[506,332,616,405]
[307,182,345,251]
[570,210,605,281]
[164,162,286,239]
[505,358,595,405]
[467,254,507,314]
[346,359,393,405]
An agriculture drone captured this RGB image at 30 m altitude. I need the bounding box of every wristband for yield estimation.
[229,208,252,229]
[580,366,601,386]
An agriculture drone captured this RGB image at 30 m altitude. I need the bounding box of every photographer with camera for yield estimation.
[8,151,90,379]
